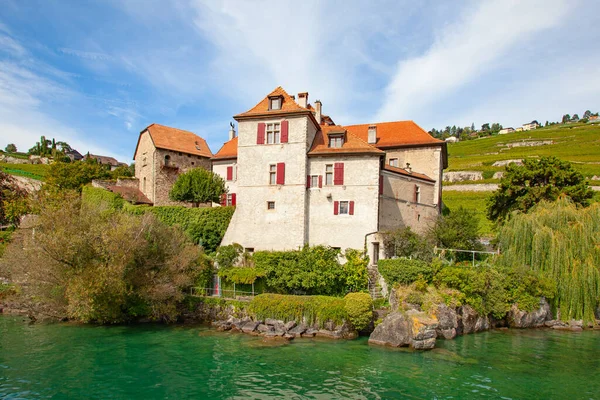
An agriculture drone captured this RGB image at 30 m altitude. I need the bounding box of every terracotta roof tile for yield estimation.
[212,136,238,160]
[235,86,310,118]
[84,154,121,166]
[308,125,384,156]
[107,185,153,205]
[141,124,213,158]
[344,121,443,148]
[383,165,435,182]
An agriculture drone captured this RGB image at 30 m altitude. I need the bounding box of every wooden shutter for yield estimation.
[276,162,285,185]
[281,120,289,143]
[306,175,311,188]
[379,175,383,195]
[257,123,266,144]
[318,175,323,188]
[414,184,418,203]
[231,193,236,206]
[220,193,227,206]
[226,166,233,181]
[333,201,339,215]
[334,162,344,185]
[349,201,355,215]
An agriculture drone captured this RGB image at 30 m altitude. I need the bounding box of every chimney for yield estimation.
[228,122,236,141]
[315,100,322,124]
[368,125,377,144]
[405,162,412,174]
[290,95,295,100]
[297,92,308,108]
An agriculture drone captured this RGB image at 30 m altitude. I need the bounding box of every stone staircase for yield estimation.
[368,266,383,300]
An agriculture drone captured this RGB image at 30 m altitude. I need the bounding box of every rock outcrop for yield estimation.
[368,311,438,350]
[443,171,483,183]
[507,298,551,328]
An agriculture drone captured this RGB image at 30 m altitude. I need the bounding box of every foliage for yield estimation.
[0,171,29,226]
[46,159,111,191]
[27,136,72,159]
[219,267,265,285]
[344,292,373,331]
[4,144,17,153]
[2,191,204,323]
[81,186,125,210]
[215,243,244,269]
[0,229,13,258]
[497,198,600,323]
[0,163,50,179]
[442,190,494,236]
[248,294,347,327]
[378,258,440,285]
[382,227,434,261]
[342,249,369,293]
[169,168,227,206]
[110,164,135,179]
[429,206,483,254]
[487,157,594,222]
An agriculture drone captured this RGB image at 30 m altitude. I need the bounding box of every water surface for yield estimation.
[1,315,599,399]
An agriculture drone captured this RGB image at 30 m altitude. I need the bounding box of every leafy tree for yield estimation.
[487,156,594,222]
[471,122,475,131]
[429,206,482,251]
[382,227,433,261]
[572,114,580,121]
[4,144,17,153]
[46,159,111,191]
[490,123,502,133]
[481,123,490,132]
[169,168,226,207]
[562,114,571,123]
[0,171,29,226]
[110,164,134,179]
[583,110,592,119]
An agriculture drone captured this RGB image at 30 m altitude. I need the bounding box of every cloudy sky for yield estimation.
[1,0,598,162]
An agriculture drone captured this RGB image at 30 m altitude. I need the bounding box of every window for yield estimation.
[188,154,191,158]
[325,164,333,185]
[227,193,233,206]
[310,175,319,188]
[269,165,277,185]
[143,177,146,192]
[270,97,282,110]
[245,247,255,253]
[328,135,344,148]
[178,152,182,156]
[415,185,421,203]
[164,155,170,166]
[373,243,380,264]
[389,158,399,167]
[267,201,275,210]
[191,162,195,166]
[266,123,281,144]
[339,201,349,215]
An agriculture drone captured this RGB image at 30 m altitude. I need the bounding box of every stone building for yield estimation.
[212,87,447,260]
[133,123,213,206]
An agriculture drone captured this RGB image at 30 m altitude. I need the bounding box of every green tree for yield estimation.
[0,171,29,226]
[4,144,17,153]
[46,159,111,191]
[382,227,433,261]
[487,156,594,222]
[562,114,571,123]
[110,164,135,179]
[572,114,580,121]
[583,110,592,119]
[429,206,482,251]
[169,168,226,207]
[481,123,490,132]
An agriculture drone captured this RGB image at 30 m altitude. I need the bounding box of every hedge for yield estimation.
[378,258,437,285]
[82,186,124,210]
[248,294,347,327]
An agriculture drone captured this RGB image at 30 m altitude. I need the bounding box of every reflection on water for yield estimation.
[1,316,599,399]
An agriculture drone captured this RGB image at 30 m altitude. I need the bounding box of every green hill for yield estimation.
[0,163,49,180]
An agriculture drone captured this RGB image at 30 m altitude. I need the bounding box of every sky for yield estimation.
[0,0,599,162]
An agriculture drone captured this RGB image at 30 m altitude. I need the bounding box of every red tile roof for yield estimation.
[383,165,435,182]
[107,185,153,205]
[344,121,443,148]
[212,136,238,160]
[135,123,213,159]
[234,86,312,119]
[308,125,385,156]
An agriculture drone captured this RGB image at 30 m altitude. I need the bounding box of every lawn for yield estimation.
[442,190,494,237]
[0,163,49,180]
[446,123,600,178]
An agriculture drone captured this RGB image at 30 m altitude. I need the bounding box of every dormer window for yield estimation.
[329,135,344,148]
[269,95,282,110]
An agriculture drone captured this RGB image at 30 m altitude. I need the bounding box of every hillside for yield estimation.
[0,163,49,181]
[445,122,600,182]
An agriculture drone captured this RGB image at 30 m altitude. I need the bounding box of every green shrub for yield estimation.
[342,249,369,293]
[344,292,373,331]
[219,267,265,285]
[378,258,438,285]
[482,170,495,180]
[248,293,347,327]
[382,227,434,261]
[81,186,124,210]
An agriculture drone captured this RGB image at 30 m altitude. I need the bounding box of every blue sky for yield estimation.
[1,0,599,162]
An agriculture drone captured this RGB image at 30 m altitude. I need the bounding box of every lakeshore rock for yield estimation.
[508,298,551,328]
[241,321,259,333]
[457,305,489,334]
[368,311,438,350]
[433,304,458,340]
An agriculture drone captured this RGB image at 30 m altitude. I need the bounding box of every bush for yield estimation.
[344,292,373,331]
[248,294,347,327]
[46,160,111,191]
[342,249,369,293]
[81,186,124,210]
[382,227,434,261]
[378,258,439,285]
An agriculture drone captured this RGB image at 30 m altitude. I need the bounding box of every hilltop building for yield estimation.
[212,87,447,258]
[499,127,515,134]
[522,121,539,131]
[84,153,127,170]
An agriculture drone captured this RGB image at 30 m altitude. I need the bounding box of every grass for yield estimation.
[447,122,600,178]
[0,151,29,160]
[442,190,494,237]
[0,163,49,180]
[0,229,14,258]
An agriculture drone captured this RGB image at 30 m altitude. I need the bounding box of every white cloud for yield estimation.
[375,0,574,122]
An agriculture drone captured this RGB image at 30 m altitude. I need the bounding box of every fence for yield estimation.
[434,246,500,267]
[190,286,257,300]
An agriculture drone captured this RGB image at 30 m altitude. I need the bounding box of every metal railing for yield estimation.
[434,246,499,267]
[190,287,257,300]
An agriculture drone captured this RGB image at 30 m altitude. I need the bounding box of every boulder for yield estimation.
[316,329,343,339]
[241,321,259,333]
[283,333,295,340]
[284,320,297,331]
[257,324,273,333]
[289,324,307,336]
[265,318,283,326]
[433,304,458,339]
[368,311,438,350]
[457,305,489,334]
[302,328,318,338]
[508,298,551,328]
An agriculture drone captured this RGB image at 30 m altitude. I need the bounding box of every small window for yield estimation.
[325,165,333,185]
[339,201,349,215]
[389,158,399,167]
[143,177,146,192]
[164,155,171,166]
[266,123,281,144]
[178,152,182,156]
[191,162,195,166]
[269,165,277,185]
[415,185,421,203]
[267,201,275,210]
[188,154,191,158]
[245,247,255,253]
[373,243,380,264]
[270,97,281,110]
[227,193,234,206]
[310,175,319,188]
[328,135,344,148]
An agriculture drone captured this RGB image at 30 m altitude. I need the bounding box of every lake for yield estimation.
[1,315,599,399]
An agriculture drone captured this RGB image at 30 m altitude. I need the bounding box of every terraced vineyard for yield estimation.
[0,163,49,180]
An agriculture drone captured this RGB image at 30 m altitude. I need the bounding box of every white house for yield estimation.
[499,127,515,134]
[212,87,447,261]
[522,121,539,131]
[445,136,459,143]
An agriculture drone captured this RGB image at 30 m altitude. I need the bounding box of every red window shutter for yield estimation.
[334,162,344,185]
[276,162,285,185]
[318,175,323,188]
[226,166,233,181]
[306,175,311,188]
[334,201,339,215]
[281,120,289,143]
[379,175,383,195]
[231,193,236,206]
[257,122,266,144]
[349,201,355,215]
[220,193,227,206]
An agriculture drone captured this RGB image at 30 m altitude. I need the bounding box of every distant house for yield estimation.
[444,136,459,143]
[65,148,83,161]
[499,127,515,134]
[589,115,599,122]
[522,120,539,131]
[84,153,126,170]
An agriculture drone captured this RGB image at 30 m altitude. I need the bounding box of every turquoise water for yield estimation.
[1,315,599,399]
